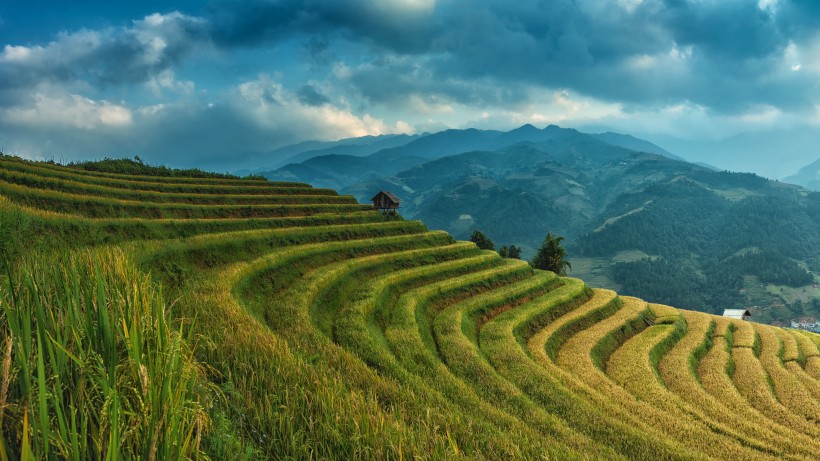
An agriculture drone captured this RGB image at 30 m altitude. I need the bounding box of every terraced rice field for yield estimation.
[1,155,819,459]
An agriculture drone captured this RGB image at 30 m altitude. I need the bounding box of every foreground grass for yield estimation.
[0,249,212,460]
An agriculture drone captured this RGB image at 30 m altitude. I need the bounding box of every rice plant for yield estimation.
[731,344,820,437]
[0,167,355,206]
[0,157,311,189]
[0,248,212,460]
[0,180,370,219]
[606,318,773,459]
[753,325,820,423]
[481,283,695,460]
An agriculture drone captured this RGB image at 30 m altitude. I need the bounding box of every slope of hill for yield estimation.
[1,155,818,459]
[785,158,820,191]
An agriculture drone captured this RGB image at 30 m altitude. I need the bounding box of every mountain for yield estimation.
[270,152,427,191]
[273,133,426,169]
[375,127,504,160]
[263,124,681,190]
[233,133,428,176]
[590,131,683,161]
[784,158,820,191]
[645,128,820,180]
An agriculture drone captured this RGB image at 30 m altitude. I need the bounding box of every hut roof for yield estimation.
[372,191,400,204]
[722,309,752,320]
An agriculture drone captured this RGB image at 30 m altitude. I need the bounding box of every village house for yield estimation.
[371,191,400,212]
[722,309,752,321]
[789,321,820,333]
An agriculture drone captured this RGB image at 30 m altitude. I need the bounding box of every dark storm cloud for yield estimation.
[296,84,330,106]
[657,0,783,59]
[206,0,438,53]
[10,1,820,115]
[201,0,817,114]
[338,0,814,113]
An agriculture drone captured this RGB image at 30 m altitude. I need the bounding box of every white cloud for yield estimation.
[0,45,36,62]
[131,12,208,66]
[783,41,802,72]
[734,104,783,124]
[232,74,400,140]
[146,69,195,97]
[0,11,207,93]
[408,94,455,114]
[2,91,133,129]
[0,30,99,68]
[758,0,779,14]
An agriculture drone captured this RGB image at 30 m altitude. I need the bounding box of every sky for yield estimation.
[3,0,820,172]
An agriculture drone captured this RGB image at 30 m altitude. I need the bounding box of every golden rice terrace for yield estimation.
[1,155,819,459]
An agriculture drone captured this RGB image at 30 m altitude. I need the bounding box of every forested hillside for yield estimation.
[1,155,819,459]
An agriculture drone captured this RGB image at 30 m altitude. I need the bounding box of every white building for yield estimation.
[722,309,752,321]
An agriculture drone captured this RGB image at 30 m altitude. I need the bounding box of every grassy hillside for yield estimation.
[1,155,818,459]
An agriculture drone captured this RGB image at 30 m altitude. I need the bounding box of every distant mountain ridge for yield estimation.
[785,158,820,191]
[643,128,820,180]
[260,124,680,189]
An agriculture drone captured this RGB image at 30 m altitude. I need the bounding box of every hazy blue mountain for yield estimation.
[232,140,345,175]
[262,124,683,190]
[644,128,820,180]
[233,133,427,176]
[273,133,426,169]
[784,158,820,191]
[268,153,427,190]
[694,162,719,171]
[368,128,504,161]
[590,132,683,161]
[349,148,716,246]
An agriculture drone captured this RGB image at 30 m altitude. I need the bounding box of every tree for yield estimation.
[470,230,494,250]
[498,245,521,259]
[508,245,521,259]
[532,233,571,275]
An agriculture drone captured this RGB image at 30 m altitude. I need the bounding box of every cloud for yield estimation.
[2,90,132,129]
[8,1,820,118]
[0,11,208,96]
[0,75,405,169]
[207,0,438,52]
[6,0,820,168]
[211,0,816,116]
[230,74,396,141]
[296,84,330,106]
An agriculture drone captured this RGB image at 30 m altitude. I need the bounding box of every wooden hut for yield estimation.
[371,191,400,211]
[722,309,752,321]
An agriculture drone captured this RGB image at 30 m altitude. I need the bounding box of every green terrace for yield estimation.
[0,158,818,460]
